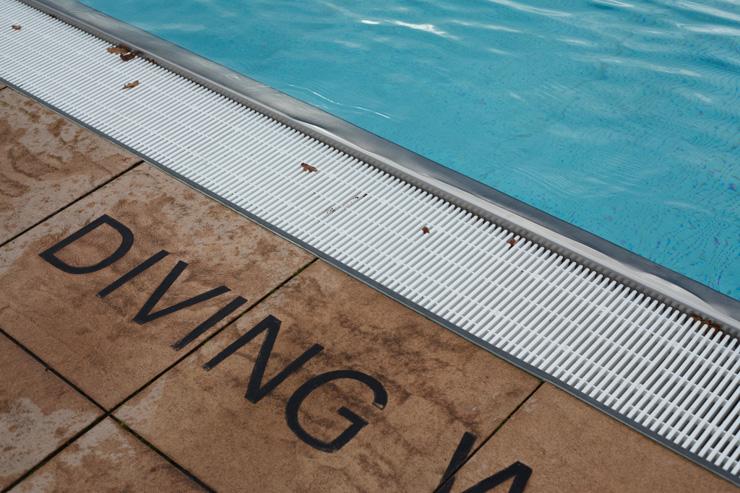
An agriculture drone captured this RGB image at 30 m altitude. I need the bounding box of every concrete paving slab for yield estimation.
[0,333,100,489]
[116,260,540,492]
[0,164,314,409]
[444,384,735,492]
[9,418,206,492]
[0,88,139,243]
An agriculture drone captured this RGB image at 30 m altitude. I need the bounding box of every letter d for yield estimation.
[39,214,134,274]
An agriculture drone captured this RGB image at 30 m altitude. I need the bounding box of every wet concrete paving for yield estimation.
[0,334,100,489]
[9,419,205,492]
[0,87,139,245]
[114,260,539,492]
[443,384,736,493]
[0,87,733,492]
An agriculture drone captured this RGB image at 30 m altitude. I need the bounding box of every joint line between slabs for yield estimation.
[0,160,144,250]
[434,381,544,493]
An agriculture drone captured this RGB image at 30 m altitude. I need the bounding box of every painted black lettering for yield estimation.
[132,260,229,324]
[438,433,531,493]
[97,250,170,298]
[285,369,387,453]
[437,432,477,493]
[171,296,248,350]
[203,315,323,403]
[461,462,531,493]
[39,214,133,274]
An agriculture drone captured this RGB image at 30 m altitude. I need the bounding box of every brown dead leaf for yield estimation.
[11,24,21,31]
[122,80,140,90]
[120,52,136,62]
[421,226,431,235]
[506,237,518,248]
[300,162,318,173]
[107,45,130,55]
[689,313,720,329]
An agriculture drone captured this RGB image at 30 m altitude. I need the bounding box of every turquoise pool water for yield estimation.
[82,0,739,298]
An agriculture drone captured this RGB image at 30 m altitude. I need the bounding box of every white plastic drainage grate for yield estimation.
[1,0,738,483]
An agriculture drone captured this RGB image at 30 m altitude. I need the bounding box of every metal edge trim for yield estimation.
[2,74,737,488]
[12,0,739,335]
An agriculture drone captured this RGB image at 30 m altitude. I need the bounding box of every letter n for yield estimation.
[203,315,323,403]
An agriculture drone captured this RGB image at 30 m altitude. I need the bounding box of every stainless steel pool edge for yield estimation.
[17,0,739,337]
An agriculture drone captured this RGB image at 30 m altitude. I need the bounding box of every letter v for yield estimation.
[133,260,230,324]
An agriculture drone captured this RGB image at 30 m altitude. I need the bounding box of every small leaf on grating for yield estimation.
[120,52,136,62]
[506,237,518,248]
[300,162,318,173]
[689,313,720,329]
[122,80,140,90]
[107,45,130,54]
[421,226,431,235]
[11,24,21,31]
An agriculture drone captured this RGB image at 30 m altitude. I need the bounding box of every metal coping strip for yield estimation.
[0,0,740,484]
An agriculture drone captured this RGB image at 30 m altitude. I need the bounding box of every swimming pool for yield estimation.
[79,0,739,298]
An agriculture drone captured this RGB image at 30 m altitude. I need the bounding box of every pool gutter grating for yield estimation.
[0,0,738,484]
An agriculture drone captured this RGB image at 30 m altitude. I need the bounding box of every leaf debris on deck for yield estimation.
[107,44,136,61]
[107,45,130,54]
[301,162,318,173]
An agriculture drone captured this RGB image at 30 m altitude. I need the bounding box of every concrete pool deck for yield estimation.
[0,86,734,492]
